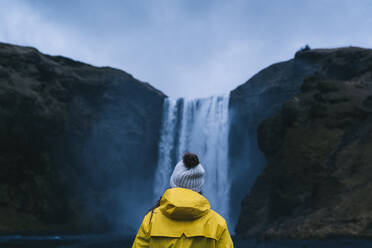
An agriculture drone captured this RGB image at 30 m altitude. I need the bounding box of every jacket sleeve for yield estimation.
[217,225,234,248]
[132,212,151,248]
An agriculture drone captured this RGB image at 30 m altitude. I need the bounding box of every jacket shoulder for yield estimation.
[137,211,153,236]
[150,208,228,240]
[207,209,228,227]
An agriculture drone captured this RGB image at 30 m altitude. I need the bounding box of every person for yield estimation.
[132,152,234,248]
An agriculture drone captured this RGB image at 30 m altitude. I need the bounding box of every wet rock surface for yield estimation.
[0,42,165,232]
[235,47,372,239]
[229,51,318,226]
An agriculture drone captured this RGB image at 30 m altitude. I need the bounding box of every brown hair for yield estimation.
[182,152,200,169]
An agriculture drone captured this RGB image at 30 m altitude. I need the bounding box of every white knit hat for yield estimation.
[170,160,205,193]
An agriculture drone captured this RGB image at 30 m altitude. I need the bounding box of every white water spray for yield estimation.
[153,99,178,200]
[153,94,231,224]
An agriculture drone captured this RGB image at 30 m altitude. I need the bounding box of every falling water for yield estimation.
[153,99,178,201]
[153,94,231,224]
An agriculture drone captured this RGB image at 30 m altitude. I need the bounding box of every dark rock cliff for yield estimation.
[2,41,372,239]
[235,47,372,238]
[229,49,318,227]
[0,42,166,232]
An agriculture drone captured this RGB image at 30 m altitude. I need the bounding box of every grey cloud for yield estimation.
[1,0,372,97]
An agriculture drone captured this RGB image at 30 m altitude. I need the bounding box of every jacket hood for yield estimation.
[159,188,210,220]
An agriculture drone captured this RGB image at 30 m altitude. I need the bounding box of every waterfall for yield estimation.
[153,99,178,201]
[153,94,231,225]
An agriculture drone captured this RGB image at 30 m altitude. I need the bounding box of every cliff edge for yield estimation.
[236,47,372,239]
[0,42,166,232]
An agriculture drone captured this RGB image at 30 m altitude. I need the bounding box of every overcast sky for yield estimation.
[1,0,372,98]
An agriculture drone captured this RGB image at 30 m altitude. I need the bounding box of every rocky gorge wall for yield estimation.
[1,41,372,240]
[0,42,165,232]
[235,47,372,239]
[228,49,320,226]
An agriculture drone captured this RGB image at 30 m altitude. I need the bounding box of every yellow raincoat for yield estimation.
[132,187,233,248]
